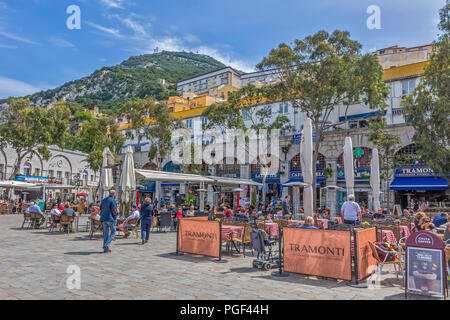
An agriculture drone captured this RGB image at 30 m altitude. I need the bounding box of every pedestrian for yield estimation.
[140,197,153,244]
[340,194,361,226]
[282,195,291,216]
[99,189,118,253]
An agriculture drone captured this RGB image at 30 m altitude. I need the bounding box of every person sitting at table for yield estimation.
[118,204,140,238]
[373,208,386,219]
[418,216,436,232]
[49,203,61,227]
[89,204,101,221]
[250,209,260,223]
[60,202,75,232]
[298,216,318,229]
[402,209,410,217]
[173,206,184,230]
[186,205,195,217]
[414,211,426,231]
[224,206,233,218]
[26,201,44,227]
[235,208,250,223]
[266,213,273,223]
[432,213,448,228]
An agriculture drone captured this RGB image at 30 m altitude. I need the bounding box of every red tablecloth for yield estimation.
[221,226,244,240]
[265,222,279,237]
[399,225,410,239]
[334,217,343,224]
[316,218,329,230]
[287,220,304,227]
[381,230,397,244]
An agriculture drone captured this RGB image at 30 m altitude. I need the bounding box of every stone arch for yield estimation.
[337,147,372,169]
[20,150,43,176]
[0,149,7,180]
[289,152,326,171]
[47,154,73,180]
[394,143,425,167]
[142,162,158,170]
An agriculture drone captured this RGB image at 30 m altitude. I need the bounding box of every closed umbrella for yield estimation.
[301,117,313,217]
[370,148,381,213]
[343,136,354,196]
[119,145,136,214]
[100,147,114,199]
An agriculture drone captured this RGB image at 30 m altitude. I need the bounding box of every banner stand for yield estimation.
[171,220,184,256]
[271,225,289,277]
[215,220,227,263]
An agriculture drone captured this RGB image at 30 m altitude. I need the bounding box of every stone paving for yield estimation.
[0,215,443,300]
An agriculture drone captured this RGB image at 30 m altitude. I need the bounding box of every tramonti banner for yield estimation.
[178,219,220,258]
[283,228,352,281]
[355,228,377,280]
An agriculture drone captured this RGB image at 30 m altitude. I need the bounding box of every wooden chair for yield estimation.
[59,215,74,234]
[89,219,103,239]
[21,212,31,229]
[124,218,140,239]
[48,215,60,233]
[233,224,253,257]
[30,212,44,229]
[368,241,404,280]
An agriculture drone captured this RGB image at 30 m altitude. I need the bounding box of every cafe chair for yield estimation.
[234,224,253,257]
[158,212,172,232]
[48,215,60,233]
[368,241,404,281]
[21,212,32,229]
[89,219,103,239]
[59,215,74,234]
[124,218,140,239]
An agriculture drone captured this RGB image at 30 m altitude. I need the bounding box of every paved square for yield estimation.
[0,215,443,300]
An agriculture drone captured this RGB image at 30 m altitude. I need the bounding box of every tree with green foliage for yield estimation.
[0,98,71,179]
[402,3,449,175]
[256,30,389,211]
[203,84,293,205]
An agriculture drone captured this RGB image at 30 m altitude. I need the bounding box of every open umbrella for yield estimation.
[301,117,314,217]
[343,136,354,196]
[119,145,136,215]
[370,148,381,213]
[76,192,88,197]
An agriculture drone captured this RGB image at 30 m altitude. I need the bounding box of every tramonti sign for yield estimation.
[395,167,436,178]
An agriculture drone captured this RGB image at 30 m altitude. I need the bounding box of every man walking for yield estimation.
[340,194,361,226]
[140,197,153,244]
[282,195,291,217]
[100,189,118,253]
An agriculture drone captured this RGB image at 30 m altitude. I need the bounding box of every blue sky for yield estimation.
[0,0,446,99]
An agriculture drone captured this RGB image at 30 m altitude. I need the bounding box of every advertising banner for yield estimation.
[178,219,220,258]
[283,228,352,280]
[405,231,446,296]
[355,228,377,280]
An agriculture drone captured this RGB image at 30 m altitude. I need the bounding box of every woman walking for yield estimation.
[140,197,154,244]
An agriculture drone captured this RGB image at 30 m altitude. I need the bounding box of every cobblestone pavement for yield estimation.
[0,215,443,300]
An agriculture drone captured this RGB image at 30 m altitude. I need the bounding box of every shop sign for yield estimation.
[251,172,280,183]
[290,170,324,179]
[395,167,436,178]
[337,169,371,180]
[15,175,48,184]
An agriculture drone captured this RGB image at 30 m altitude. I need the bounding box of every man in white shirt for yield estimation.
[118,205,140,237]
[340,194,361,226]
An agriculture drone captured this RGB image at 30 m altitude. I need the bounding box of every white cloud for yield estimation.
[99,0,127,9]
[49,37,75,48]
[0,30,37,45]
[85,21,122,38]
[0,43,17,49]
[0,77,41,98]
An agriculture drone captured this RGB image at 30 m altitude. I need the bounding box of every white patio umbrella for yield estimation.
[301,117,314,217]
[343,136,354,196]
[370,148,381,213]
[100,147,114,199]
[119,145,136,208]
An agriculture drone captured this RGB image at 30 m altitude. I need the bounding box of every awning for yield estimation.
[135,169,213,183]
[390,177,448,190]
[209,176,263,187]
[0,181,38,188]
[339,110,387,122]
[282,180,309,188]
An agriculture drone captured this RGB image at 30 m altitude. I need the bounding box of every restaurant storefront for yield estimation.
[390,166,449,209]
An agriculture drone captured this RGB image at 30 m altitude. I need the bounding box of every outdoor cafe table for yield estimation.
[288,220,303,227]
[316,218,329,230]
[399,225,411,239]
[334,217,343,224]
[221,225,244,240]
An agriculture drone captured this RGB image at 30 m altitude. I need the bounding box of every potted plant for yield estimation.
[323,168,333,179]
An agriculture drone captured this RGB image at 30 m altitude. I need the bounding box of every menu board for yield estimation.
[407,247,444,295]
